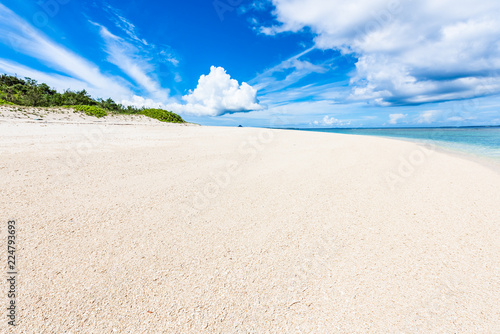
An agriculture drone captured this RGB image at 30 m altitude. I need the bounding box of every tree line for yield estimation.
[0,74,185,123]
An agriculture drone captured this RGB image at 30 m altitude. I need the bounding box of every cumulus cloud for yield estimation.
[179,66,262,116]
[417,110,441,124]
[262,0,500,105]
[388,113,406,124]
[415,109,477,124]
[120,95,166,109]
[314,115,351,126]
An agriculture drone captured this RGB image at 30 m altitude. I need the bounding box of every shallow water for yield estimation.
[298,127,500,160]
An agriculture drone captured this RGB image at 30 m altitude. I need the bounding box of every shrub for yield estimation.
[71,105,108,118]
[140,108,185,123]
[0,98,14,105]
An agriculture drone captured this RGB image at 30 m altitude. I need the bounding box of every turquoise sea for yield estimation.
[298,127,500,160]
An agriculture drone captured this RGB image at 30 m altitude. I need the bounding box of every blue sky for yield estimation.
[1,0,500,127]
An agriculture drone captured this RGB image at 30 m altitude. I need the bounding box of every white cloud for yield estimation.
[102,3,181,77]
[103,4,148,46]
[263,0,500,105]
[416,110,450,124]
[320,115,350,126]
[160,50,179,67]
[248,48,351,110]
[417,110,441,124]
[0,3,182,109]
[0,3,133,101]
[120,95,166,109]
[415,109,477,124]
[91,21,169,102]
[250,47,327,95]
[0,59,91,92]
[178,66,262,116]
[388,113,406,124]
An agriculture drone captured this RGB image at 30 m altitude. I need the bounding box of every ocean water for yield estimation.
[298,127,500,160]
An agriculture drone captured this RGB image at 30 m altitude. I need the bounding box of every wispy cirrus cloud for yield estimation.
[90,21,170,102]
[94,2,183,99]
[0,3,133,101]
[102,2,149,46]
[0,2,184,108]
[250,47,325,94]
[101,3,180,67]
[0,59,91,93]
[249,47,353,109]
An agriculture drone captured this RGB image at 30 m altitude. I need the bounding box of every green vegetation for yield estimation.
[0,73,185,123]
[0,98,14,105]
[71,105,108,118]
[141,108,185,123]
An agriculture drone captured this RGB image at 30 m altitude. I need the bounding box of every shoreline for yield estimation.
[285,127,500,173]
[2,104,497,169]
[1,107,498,173]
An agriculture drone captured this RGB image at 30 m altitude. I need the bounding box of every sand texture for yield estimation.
[0,114,499,333]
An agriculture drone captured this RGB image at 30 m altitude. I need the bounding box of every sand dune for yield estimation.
[1,115,499,332]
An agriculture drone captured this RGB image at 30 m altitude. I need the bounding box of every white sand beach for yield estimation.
[1,110,499,332]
